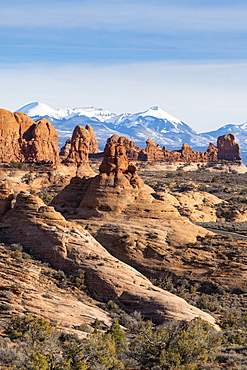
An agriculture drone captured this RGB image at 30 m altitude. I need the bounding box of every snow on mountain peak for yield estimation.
[16,102,57,118]
[143,106,182,124]
[16,102,116,122]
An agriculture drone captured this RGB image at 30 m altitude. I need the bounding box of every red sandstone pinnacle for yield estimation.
[107,135,140,160]
[217,133,241,162]
[62,124,98,166]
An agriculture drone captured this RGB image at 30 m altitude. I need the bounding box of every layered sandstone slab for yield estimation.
[0,191,218,328]
[0,109,59,165]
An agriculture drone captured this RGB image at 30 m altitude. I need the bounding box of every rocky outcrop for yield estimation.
[86,124,99,154]
[0,109,59,165]
[59,139,71,158]
[112,134,241,163]
[0,183,14,215]
[138,139,165,161]
[107,135,140,160]
[51,143,211,277]
[217,133,241,162]
[0,191,218,327]
[61,125,98,162]
[61,125,97,177]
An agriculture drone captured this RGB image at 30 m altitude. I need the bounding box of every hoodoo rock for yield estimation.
[0,109,59,165]
[61,125,97,177]
[0,191,218,328]
[217,133,241,162]
[107,135,140,160]
[61,124,98,162]
[86,124,99,154]
[138,139,165,161]
[59,139,71,158]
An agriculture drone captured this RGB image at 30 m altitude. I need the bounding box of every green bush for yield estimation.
[130,317,221,369]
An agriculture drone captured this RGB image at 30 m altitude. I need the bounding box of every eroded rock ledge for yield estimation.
[0,189,218,328]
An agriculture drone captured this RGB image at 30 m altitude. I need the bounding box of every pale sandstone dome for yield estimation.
[0,190,218,328]
[160,191,223,223]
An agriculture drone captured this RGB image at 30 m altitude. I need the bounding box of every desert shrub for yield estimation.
[9,160,26,169]
[196,294,220,312]
[129,317,221,369]
[10,243,23,251]
[69,269,86,290]
[39,192,53,205]
[53,270,66,282]
[10,249,23,260]
[107,320,126,353]
[0,303,12,312]
[75,323,93,333]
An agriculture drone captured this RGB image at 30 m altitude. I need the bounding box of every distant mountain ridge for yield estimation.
[16,103,247,163]
[17,102,216,151]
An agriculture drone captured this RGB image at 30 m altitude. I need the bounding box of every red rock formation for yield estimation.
[217,133,241,162]
[86,124,98,154]
[63,125,91,165]
[61,125,97,177]
[138,139,165,161]
[0,109,59,165]
[204,142,218,162]
[59,139,71,158]
[138,137,240,164]
[0,183,14,215]
[98,141,144,188]
[107,135,140,160]
[61,124,98,163]
[105,134,241,164]
[51,140,213,280]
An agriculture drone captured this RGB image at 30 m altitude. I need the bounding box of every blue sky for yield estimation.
[1,0,247,132]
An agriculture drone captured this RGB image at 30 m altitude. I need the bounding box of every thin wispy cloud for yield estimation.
[1,0,247,132]
[1,2,247,33]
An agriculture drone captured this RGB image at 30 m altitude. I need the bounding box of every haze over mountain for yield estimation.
[17,102,247,159]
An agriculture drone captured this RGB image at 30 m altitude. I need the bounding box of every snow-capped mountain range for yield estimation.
[17,102,215,151]
[16,102,247,162]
